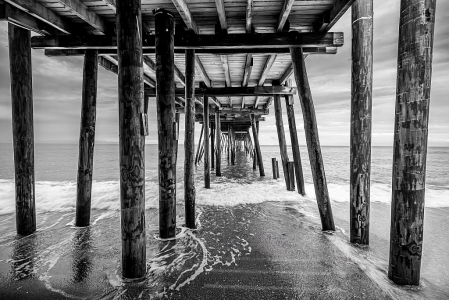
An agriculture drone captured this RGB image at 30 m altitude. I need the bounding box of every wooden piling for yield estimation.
[350,0,373,245]
[155,9,177,239]
[184,49,196,229]
[211,123,215,169]
[75,49,98,227]
[203,96,211,188]
[276,160,280,179]
[216,111,222,176]
[253,121,259,170]
[230,125,236,165]
[117,0,146,278]
[272,158,277,179]
[195,125,204,166]
[285,94,306,196]
[8,24,36,236]
[287,161,295,191]
[290,47,335,231]
[388,0,436,286]
[273,92,291,191]
[251,115,265,176]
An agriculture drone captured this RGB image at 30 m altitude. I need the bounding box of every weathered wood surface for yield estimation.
[276,160,280,178]
[9,24,36,236]
[252,120,259,170]
[155,9,176,240]
[45,47,338,56]
[251,115,265,176]
[211,123,215,169]
[388,0,436,286]
[287,161,296,191]
[273,94,291,190]
[76,49,98,227]
[272,158,277,179]
[216,111,222,176]
[184,49,196,229]
[195,124,204,166]
[291,47,335,231]
[144,86,297,97]
[285,94,306,196]
[31,32,344,50]
[350,0,373,245]
[203,96,211,188]
[117,0,146,279]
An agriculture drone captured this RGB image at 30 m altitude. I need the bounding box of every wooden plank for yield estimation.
[1,2,61,35]
[31,32,345,49]
[388,0,436,286]
[54,0,107,33]
[279,63,293,84]
[117,0,146,279]
[45,47,338,56]
[5,0,75,34]
[184,50,196,229]
[214,0,227,32]
[98,55,117,74]
[144,86,297,97]
[350,0,373,245]
[316,0,356,33]
[276,0,295,32]
[8,23,36,236]
[155,9,177,240]
[245,0,253,33]
[220,55,231,87]
[75,49,98,227]
[203,96,211,188]
[291,47,335,231]
[195,55,211,87]
[242,54,253,87]
[258,55,277,86]
[171,0,200,34]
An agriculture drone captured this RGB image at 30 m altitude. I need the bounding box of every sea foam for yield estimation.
[0,178,448,216]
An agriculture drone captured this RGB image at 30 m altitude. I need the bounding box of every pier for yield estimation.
[1,0,437,288]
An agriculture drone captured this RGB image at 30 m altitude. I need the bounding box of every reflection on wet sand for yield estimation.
[71,227,92,283]
[12,234,37,281]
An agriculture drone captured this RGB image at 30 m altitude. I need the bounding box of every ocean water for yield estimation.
[0,143,448,299]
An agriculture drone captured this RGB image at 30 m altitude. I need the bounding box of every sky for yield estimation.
[0,1,448,147]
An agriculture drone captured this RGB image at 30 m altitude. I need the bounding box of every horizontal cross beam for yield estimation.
[144,86,296,97]
[44,47,337,56]
[32,32,344,50]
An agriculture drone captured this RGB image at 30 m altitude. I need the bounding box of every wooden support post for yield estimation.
[75,49,98,227]
[273,91,291,191]
[291,47,335,231]
[388,0,436,286]
[272,158,277,179]
[195,125,204,165]
[211,123,215,169]
[252,121,259,170]
[287,161,295,191]
[230,125,235,165]
[155,9,176,239]
[285,95,306,196]
[251,114,265,176]
[276,160,280,179]
[227,125,230,162]
[216,111,222,176]
[184,49,196,229]
[203,96,211,188]
[350,0,373,245]
[8,24,36,236]
[118,0,146,278]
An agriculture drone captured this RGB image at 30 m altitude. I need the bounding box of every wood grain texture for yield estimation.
[117,0,146,279]
[388,0,436,286]
[155,9,177,239]
[76,49,98,227]
[8,24,36,236]
[273,94,291,190]
[184,49,196,229]
[285,95,305,196]
[350,0,373,245]
[291,47,335,231]
[216,111,221,176]
[203,96,211,188]
[251,115,265,176]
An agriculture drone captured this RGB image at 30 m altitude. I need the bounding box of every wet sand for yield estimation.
[0,201,445,299]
